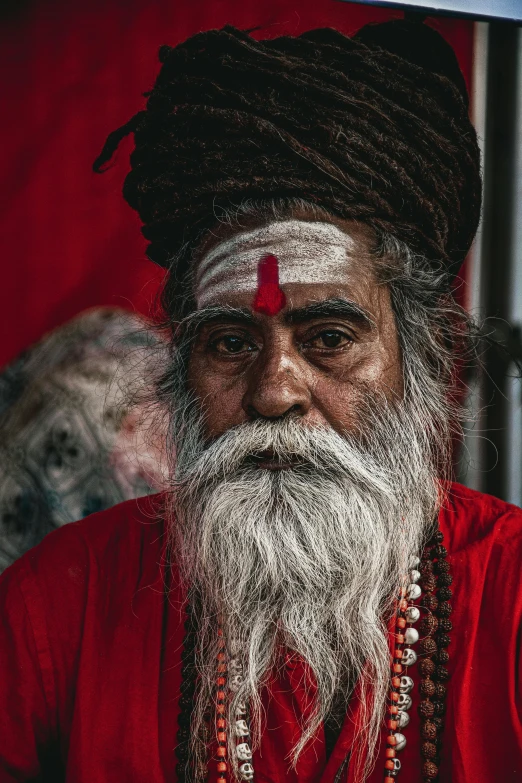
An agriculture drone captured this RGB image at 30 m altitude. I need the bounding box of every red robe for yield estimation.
[0,483,521,782]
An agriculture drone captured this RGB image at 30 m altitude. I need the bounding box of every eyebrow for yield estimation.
[178,305,255,336]
[284,298,375,330]
[179,298,375,334]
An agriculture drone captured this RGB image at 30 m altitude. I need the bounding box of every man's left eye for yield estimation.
[307,330,352,349]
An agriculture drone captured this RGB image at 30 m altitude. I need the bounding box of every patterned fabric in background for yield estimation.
[0,308,168,572]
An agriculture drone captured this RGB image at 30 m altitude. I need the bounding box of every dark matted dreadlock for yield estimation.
[93,18,481,293]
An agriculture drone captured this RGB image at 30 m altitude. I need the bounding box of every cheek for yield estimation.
[350,347,403,397]
[311,350,403,433]
[311,376,367,433]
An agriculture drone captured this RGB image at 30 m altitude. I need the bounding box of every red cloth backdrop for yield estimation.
[0,0,474,368]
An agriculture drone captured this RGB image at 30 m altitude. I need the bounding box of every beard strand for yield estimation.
[165,388,443,781]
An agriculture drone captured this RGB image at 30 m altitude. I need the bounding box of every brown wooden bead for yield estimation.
[422,721,437,740]
[436,632,451,648]
[438,617,452,632]
[420,637,437,655]
[436,601,452,617]
[430,531,444,545]
[422,594,439,612]
[438,587,453,601]
[437,572,453,587]
[434,683,447,700]
[423,760,439,778]
[421,560,434,575]
[435,665,450,682]
[435,560,450,575]
[420,678,436,697]
[432,717,445,731]
[421,741,437,759]
[420,615,438,635]
[433,544,448,559]
[436,649,450,665]
[420,574,437,593]
[419,658,436,677]
[433,701,446,716]
[418,700,435,718]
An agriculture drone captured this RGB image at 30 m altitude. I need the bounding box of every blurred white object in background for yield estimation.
[0,308,169,572]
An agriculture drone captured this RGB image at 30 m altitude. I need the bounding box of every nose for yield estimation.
[242,342,312,420]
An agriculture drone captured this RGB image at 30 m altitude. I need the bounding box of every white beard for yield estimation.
[167,398,441,780]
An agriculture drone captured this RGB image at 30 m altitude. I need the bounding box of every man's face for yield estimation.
[187,217,403,443]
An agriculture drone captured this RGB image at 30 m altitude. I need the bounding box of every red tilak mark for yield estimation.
[252,254,286,316]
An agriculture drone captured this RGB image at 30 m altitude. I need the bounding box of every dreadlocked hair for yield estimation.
[94,20,481,280]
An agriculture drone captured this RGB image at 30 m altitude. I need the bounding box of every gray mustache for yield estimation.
[177,418,392,495]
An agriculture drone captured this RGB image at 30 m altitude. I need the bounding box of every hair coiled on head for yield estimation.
[94,20,481,282]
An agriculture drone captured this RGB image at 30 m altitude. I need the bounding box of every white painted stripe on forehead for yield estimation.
[195,220,356,308]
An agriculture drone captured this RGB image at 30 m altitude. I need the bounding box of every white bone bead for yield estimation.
[229,673,243,692]
[236,743,252,762]
[239,762,254,780]
[407,583,422,600]
[404,627,419,645]
[397,693,412,711]
[402,648,417,667]
[405,606,420,623]
[410,556,420,568]
[389,757,401,775]
[399,675,414,693]
[235,719,250,737]
[410,569,421,584]
[229,659,243,676]
[398,710,410,729]
[394,732,407,752]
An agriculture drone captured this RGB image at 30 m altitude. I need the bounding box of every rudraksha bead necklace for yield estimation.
[417,529,452,781]
[176,527,452,782]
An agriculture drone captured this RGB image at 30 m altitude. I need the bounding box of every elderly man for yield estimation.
[0,17,521,783]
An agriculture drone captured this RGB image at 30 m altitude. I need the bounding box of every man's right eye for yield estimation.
[210,335,256,355]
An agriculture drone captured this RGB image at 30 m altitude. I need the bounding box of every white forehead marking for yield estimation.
[195,220,356,308]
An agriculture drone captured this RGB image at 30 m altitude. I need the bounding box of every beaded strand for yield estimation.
[228,655,255,781]
[216,629,228,783]
[417,530,451,781]
[384,557,422,781]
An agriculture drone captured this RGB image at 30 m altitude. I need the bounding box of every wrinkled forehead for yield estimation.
[194,219,358,309]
